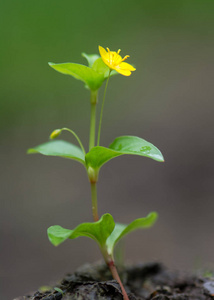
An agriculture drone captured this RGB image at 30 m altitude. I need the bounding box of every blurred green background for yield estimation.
[1,1,214,299]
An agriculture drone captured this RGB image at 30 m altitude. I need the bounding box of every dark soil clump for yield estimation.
[15,262,214,300]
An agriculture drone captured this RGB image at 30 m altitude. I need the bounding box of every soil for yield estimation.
[15,262,214,300]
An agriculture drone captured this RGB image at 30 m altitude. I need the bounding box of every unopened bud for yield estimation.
[88,166,99,183]
[50,129,62,139]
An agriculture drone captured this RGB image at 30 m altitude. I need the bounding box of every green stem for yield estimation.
[97,70,111,146]
[88,90,99,221]
[90,182,99,222]
[61,128,86,156]
[89,90,98,151]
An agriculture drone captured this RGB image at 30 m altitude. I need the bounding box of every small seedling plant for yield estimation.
[28,46,164,300]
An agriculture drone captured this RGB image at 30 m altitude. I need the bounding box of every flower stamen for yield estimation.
[122,55,130,62]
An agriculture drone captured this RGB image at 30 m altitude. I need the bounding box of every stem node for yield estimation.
[88,166,99,183]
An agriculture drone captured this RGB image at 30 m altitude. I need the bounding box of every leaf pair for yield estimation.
[47,212,158,256]
[49,53,117,91]
[27,135,164,171]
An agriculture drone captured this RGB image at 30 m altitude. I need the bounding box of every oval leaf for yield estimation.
[106,212,158,255]
[47,213,115,247]
[27,140,85,165]
[48,62,104,91]
[85,136,164,170]
[109,136,164,162]
[85,146,121,169]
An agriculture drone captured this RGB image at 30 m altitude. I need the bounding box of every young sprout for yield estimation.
[28,46,164,300]
[54,287,64,294]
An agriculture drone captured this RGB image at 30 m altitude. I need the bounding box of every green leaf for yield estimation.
[48,212,157,259]
[82,53,100,68]
[85,136,164,170]
[48,62,104,91]
[47,213,115,247]
[54,287,64,294]
[85,146,121,169]
[109,136,164,162]
[27,140,85,165]
[106,212,158,255]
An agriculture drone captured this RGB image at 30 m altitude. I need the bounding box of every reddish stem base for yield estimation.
[107,260,129,300]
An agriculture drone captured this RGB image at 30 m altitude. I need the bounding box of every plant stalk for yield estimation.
[89,90,98,151]
[97,70,111,146]
[90,182,99,222]
[61,128,86,155]
[101,248,129,300]
[107,260,129,300]
[88,90,99,221]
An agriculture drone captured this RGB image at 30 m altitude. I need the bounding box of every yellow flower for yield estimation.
[99,46,136,76]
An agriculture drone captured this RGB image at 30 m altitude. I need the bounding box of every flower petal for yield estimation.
[114,62,136,76]
[99,46,112,69]
[113,53,123,65]
[99,46,108,60]
[114,67,132,76]
[99,46,135,76]
[119,62,136,71]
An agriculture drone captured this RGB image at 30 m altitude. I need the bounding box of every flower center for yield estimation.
[106,48,129,68]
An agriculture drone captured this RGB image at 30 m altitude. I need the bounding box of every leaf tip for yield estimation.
[159,154,165,162]
[27,148,36,154]
[149,211,158,223]
[47,230,59,247]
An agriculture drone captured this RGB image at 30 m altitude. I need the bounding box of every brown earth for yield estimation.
[15,262,214,300]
